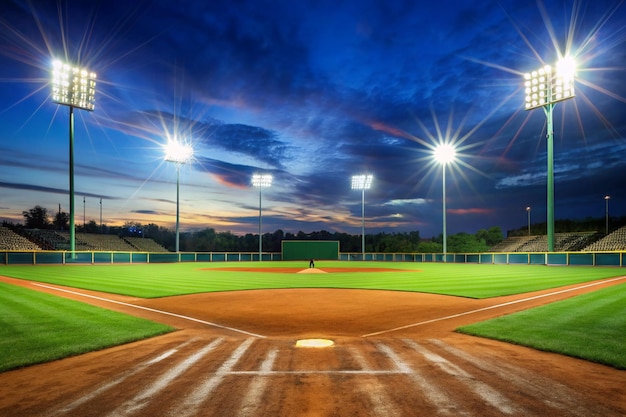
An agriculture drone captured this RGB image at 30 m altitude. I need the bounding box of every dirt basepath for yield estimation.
[0,273,624,417]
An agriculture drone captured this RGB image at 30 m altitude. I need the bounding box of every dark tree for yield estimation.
[22,205,51,229]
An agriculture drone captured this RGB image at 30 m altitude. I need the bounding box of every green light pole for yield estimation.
[164,140,193,253]
[252,174,272,261]
[351,174,373,260]
[51,60,97,256]
[523,57,575,252]
[434,144,456,262]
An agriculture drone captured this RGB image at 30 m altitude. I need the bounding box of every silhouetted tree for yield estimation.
[22,205,51,229]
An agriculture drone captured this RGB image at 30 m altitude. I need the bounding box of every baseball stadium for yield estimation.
[2,1,626,416]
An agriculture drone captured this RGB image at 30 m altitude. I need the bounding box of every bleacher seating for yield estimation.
[582,226,626,251]
[24,230,167,252]
[125,237,168,252]
[0,226,41,250]
[488,235,536,252]
[490,231,609,252]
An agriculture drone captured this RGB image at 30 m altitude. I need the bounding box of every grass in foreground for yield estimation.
[0,282,173,372]
[457,283,626,369]
[0,261,624,298]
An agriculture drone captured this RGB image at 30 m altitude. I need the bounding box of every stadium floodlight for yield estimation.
[526,206,532,236]
[434,144,456,261]
[351,174,373,260]
[51,60,97,257]
[605,195,610,235]
[252,174,273,261]
[523,56,576,251]
[165,140,193,253]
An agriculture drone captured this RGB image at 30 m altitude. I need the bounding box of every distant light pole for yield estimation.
[351,174,373,260]
[252,174,272,261]
[434,144,456,261]
[51,60,97,255]
[523,56,576,251]
[526,206,531,236]
[605,195,610,235]
[99,198,103,233]
[164,140,193,253]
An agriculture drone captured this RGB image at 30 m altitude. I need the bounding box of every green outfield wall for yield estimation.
[1,250,624,266]
[281,240,340,261]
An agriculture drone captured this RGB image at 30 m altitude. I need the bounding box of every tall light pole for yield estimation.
[51,60,97,255]
[164,140,193,253]
[605,195,610,235]
[523,57,576,251]
[526,206,531,236]
[434,144,456,261]
[252,174,272,261]
[351,174,373,260]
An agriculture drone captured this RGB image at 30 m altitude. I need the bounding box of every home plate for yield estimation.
[297,268,328,274]
[295,339,334,347]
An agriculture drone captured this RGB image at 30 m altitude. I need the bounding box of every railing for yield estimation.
[1,250,624,267]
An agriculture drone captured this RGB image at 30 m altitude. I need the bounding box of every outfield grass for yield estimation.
[0,282,173,372]
[457,283,626,369]
[0,261,624,298]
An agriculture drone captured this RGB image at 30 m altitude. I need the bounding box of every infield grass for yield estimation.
[0,261,624,298]
[458,283,626,369]
[0,282,173,372]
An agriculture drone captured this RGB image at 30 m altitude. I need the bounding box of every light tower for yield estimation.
[164,140,193,253]
[51,60,97,256]
[252,174,273,261]
[434,144,456,261]
[523,56,576,251]
[351,174,373,260]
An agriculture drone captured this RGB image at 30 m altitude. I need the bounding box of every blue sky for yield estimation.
[1,0,625,238]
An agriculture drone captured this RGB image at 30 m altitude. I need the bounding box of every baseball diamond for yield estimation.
[0,267,624,417]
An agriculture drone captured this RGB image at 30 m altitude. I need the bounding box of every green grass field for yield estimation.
[458,283,626,369]
[0,261,624,371]
[0,282,173,372]
[0,261,623,298]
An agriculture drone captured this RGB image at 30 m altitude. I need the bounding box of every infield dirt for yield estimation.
[0,269,624,417]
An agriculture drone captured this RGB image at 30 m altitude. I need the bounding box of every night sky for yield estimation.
[1,0,625,239]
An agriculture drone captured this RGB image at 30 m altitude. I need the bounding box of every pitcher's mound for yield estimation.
[297,268,328,274]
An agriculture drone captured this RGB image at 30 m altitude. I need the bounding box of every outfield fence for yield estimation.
[1,250,625,266]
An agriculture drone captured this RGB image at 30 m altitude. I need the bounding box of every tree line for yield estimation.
[12,204,626,253]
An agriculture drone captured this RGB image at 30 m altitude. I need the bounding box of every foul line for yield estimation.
[32,283,266,338]
[362,276,626,337]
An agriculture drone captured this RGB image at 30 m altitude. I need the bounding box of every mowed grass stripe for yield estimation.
[457,283,626,369]
[0,282,173,372]
[1,262,625,298]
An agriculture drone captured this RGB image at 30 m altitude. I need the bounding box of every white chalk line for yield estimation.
[429,338,601,417]
[404,339,517,415]
[376,343,463,416]
[106,338,224,417]
[238,348,278,417]
[32,283,266,338]
[46,343,185,416]
[173,338,254,417]
[362,276,626,337]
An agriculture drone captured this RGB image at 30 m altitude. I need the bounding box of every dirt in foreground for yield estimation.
[0,270,624,417]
